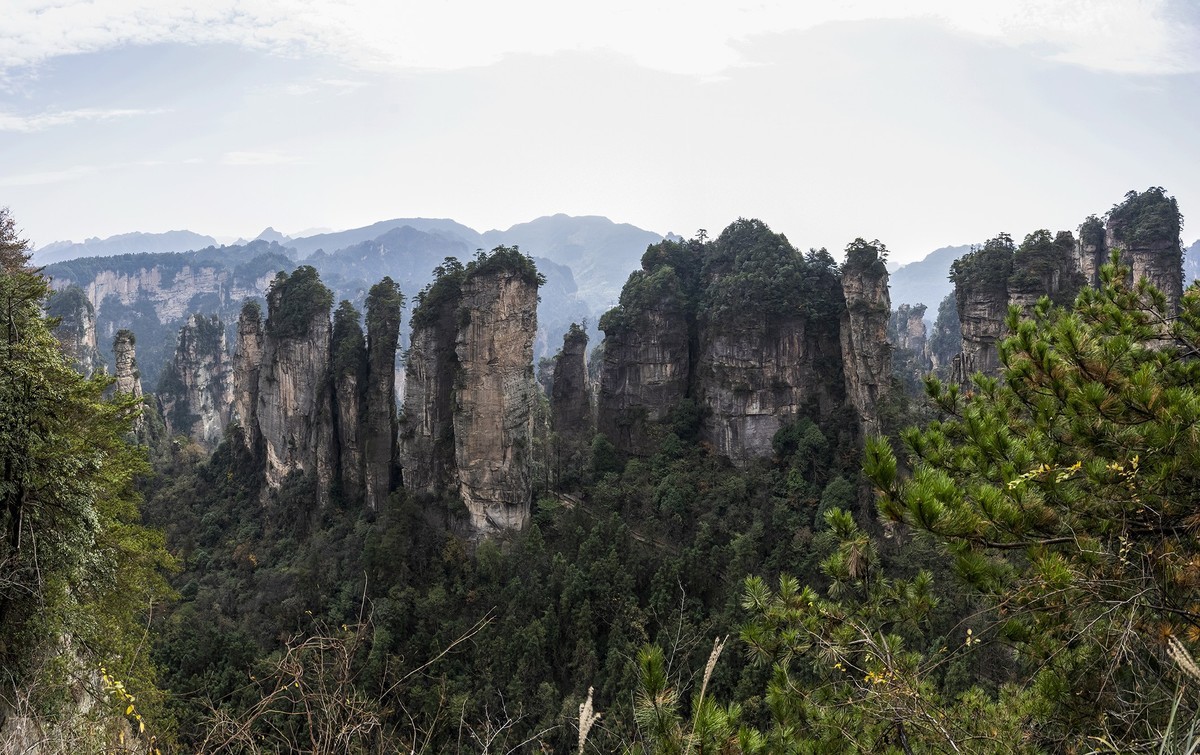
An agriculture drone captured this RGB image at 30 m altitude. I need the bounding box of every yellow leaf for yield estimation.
[126,704,134,715]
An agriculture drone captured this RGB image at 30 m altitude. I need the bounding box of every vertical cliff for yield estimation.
[399,263,462,497]
[46,285,102,376]
[158,314,233,447]
[839,240,893,439]
[453,253,539,534]
[1104,187,1183,314]
[331,301,367,504]
[596,264,692,456]
[697,225,847,462]
[550,323,592,443]
[399,250,541,536]
[112,329,145,434]
[232,301,264,452]
[363,278,404,510]
[950,235,1014,381]
[1007,230,1084,315]
[255,267,336,505]
[597,221,855,463]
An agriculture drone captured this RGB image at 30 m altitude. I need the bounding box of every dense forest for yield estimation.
[4,194,1200,753]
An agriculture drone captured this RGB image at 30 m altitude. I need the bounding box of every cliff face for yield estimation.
[550,324,592,442]
[232,302,264,451]
[597,297,690,456]
[839,241,893,439]
[255,269,336,505]
[950,235,1015,381]
[597,221,865,463]
[46,285,101,376]
[363,279,403,510]
[60,264,275,323]
[331,302,367,504]
[453,266,538,534]
[1104,188,1183,314]
[158,314,233,447]
[398,293,459,496]
[112,330,145,434]
[948,190,1181,383]
[399,250,541,536]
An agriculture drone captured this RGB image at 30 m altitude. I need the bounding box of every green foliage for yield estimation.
[1008,229,1085,306]
[409,256,465,329]
[868,257,1200,749]
[0,208,175,743]
[949,233,1014,302]
[1079,214,1105,249]
[364,276,404,350]
[265,265,333,339]
[841,237,889,277]
[331,300,367,380]
[1107,186,1182,247]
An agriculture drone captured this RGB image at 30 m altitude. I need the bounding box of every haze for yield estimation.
[3,0,1199,264]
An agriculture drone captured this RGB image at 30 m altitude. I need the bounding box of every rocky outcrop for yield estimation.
[840,241,892,439]
[453,264,538,534]
[158,315,234,447]
[550,323,592,443]
[597,221,860,463]
[52,261,276,323]
[889,304,929,361]
[398,283,460,496]
[399,249,540,536]
[1102,188,1183,314]
[331,302,367,503]
[112,329,145,434]
[363,279,403,510]
[255,268,336,505]
[46,285,101,376]
[950,236,1015,382]
[597,295,690,456]
[232,301,264,451]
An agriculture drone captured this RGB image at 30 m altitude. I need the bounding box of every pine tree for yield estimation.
[866,255,1200,749]
[0,208,174,748]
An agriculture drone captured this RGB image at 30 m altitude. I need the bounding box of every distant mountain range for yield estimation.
[35,230,219,265]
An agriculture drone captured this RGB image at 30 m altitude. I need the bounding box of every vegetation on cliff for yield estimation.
[1107,186,1183,247]
[265,265,334,339]
[0,208,174,749]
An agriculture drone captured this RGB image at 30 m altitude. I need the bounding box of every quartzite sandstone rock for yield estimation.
[159,314,233,447]
[453,267,538,534]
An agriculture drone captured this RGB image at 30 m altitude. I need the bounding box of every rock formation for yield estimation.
[158,314,233,447]
[399,249,540,536]
[1084,188,1183,314]
[597,221,868,463]
[398,270,461,497]
[363,278,404,510]
[232,301,265,451]
[889,304,929,362]
[597,287,691,456]
[112,329,145,434]
[950,235,1013,381]
[948,189,1182,383]
[46,285,101,376]
[550,323,592,443]
[839,240,893,439]
[331,302,367,504]
[254,267,337,505]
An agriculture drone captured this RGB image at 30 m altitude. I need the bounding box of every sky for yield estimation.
[2,0,1199,264]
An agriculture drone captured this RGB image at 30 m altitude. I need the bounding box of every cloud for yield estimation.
[1,1,1197,77]
[0,106,165,132]
[220,150,301,166]
[0,164,98,187]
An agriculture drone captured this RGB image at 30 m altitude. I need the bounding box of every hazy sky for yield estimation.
[3,0,1199,263]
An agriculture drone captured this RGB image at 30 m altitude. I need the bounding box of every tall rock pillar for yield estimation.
[112,329,145,435]
[453,261,539,534]
[839,240,892,439]
[232,301,265,452]
[159,314,233,447]
[364,278,403,510]
[255,267,336,506]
